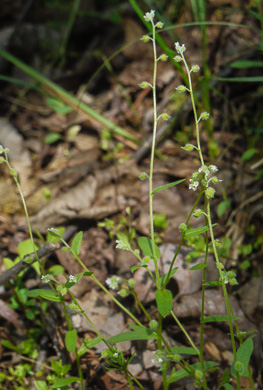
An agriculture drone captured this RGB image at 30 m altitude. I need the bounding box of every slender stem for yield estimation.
[62,299,84,390]
[170,311,200,356]
[61,238,144,327]
[199,197,209,389]
[148,20,160,288]
[206,202,241,389]
[164,191,203,287]
[181,53,204,165]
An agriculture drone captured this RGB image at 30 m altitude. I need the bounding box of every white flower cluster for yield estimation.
[175,42,186,54]
[69,275,77,283]
[189,165,221,195]
[116,239,130,251]
[106,275,122,290]
[144,10,155,22]
[41,274,52,283]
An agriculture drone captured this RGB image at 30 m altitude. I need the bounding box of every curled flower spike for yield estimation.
[176,85,188,93]
[175,42,186,54]
[144,10,155,22]
[106,275,122,289]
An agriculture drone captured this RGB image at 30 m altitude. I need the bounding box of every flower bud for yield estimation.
[181,143,195,152]
[174,55,182,62]
[159,54,168,61]
[139,172,149,180]
[200,112,210,120]
[179,223,187,233]
[205,187,215,198]
[156,21,164,28]
[141,35,151,43]
[191,65,200,73]
[139,81,151,89]
[176,85,188,93]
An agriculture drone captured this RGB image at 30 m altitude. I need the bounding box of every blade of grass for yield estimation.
[0,49,140,145]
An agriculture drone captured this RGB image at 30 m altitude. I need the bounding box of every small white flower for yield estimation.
[113,353,119,358]
[41,274,51,283]
[198,165,210,175]
[116,239,130,251]
[106,276,122,290]
[151,355,164,366]
[144,10,155,22]
[175,42,186,54]
[209,165,218,173]
[69,275,77,283]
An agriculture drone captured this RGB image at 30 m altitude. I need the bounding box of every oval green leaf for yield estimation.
[155,289,173,318]
[71,231,83,257]
[50,377,80,388]
[65,329,77,353]
[138,236,161,260]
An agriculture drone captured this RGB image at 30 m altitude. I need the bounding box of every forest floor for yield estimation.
[0,1,262,389]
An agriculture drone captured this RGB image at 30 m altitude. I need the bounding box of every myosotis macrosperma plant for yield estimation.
[0,9,256,390]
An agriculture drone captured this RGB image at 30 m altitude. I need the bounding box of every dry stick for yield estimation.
[0,225,77,286]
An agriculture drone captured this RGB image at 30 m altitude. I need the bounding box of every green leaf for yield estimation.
[65,329,77,353]
[218,368,230,389]
[50,377,80,388]
[108,325,157,344]
[78,336,103,357]
[17,239,39,258]
[231,60,263,68]
[155,289,173,318]
[190,263,208,271]
[223,384,234,390]
[48,265,64,275]
[184,226,209,237]
[170,346,199,355]
[71,231,83,257]
[27,289,61,302]
[34,381,48,390]
[47,97,73,114]
[160,268,178,287]
[217,201,231,217]
[202,315,239,323]
[138,236,161,260]
[216,76,263,82]
[44,133,62,144]
[231,337,253,378]
[203,281,221,287]
[241,148,256,161]
[151,179,185,195]
[46,227,65,243]
[168,361,218,384]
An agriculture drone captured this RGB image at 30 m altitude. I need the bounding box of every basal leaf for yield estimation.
[151,179,185,195]
[138,236,161,260]
[27,289,61,302]
[155,289,173,318]
[50,377,80,388]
